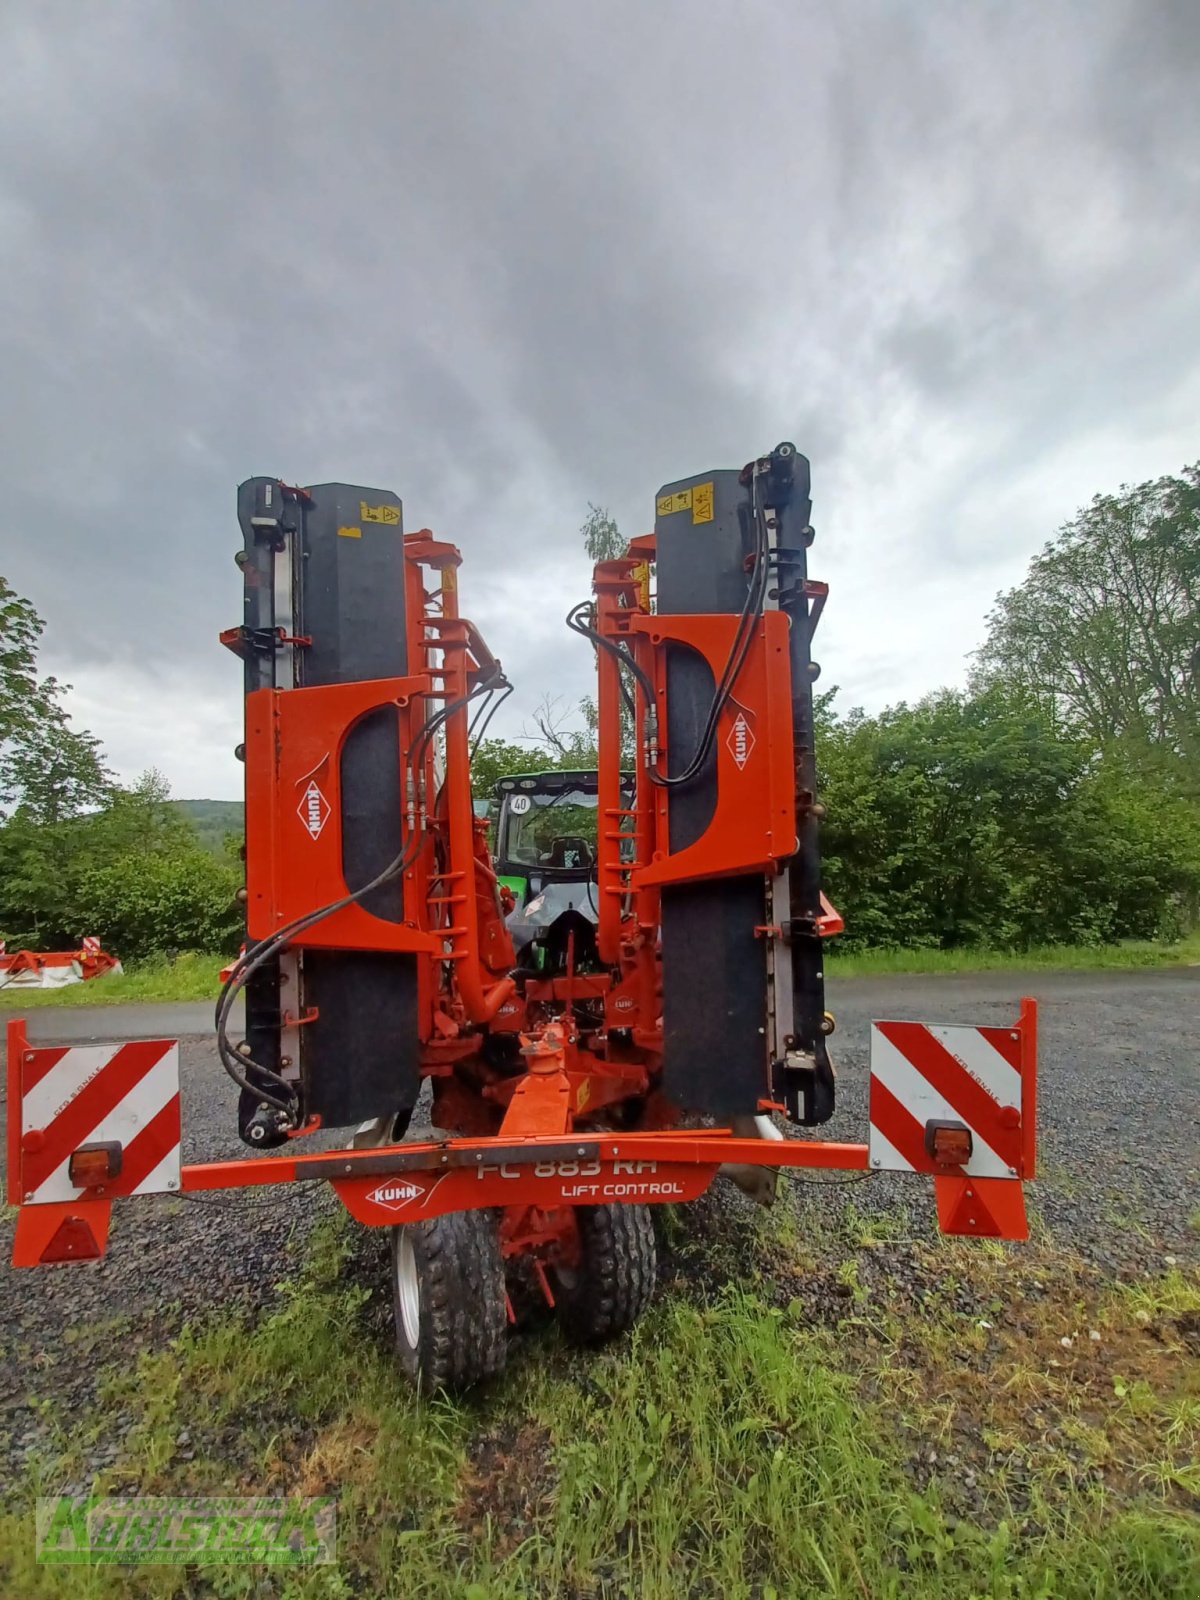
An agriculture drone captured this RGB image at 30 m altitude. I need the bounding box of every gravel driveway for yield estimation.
[1,967,1197,1496]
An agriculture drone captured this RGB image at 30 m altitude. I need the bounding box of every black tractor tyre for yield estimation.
[391,1210,507,1391]
[554,1203,657,1346]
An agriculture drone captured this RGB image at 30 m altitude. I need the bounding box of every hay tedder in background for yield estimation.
[0,937,122,991]
[8,447,1037,1389]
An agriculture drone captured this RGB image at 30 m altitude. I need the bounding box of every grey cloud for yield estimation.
[1,0,1197,793]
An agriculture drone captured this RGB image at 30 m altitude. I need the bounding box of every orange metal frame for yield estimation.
[10,998,1036,1267]
[7,495,1040,1273]
[234,526,515,1038]
[244,673,436,952]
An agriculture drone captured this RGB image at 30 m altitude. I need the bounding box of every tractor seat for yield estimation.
[546,835,592,869]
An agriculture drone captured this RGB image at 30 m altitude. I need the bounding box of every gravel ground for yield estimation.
[1,967,1197,1501]
[798,966,1199,1274]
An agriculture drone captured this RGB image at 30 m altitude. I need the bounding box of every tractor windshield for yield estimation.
[499,789,598,870]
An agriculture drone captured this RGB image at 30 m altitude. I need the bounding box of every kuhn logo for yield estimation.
[613,996,635,1012]
[297,780,331,840]
[727,713,755,770]
[367,1180,424,1211]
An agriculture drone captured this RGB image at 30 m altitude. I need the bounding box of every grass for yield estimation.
[826,932,1200,979]
[2,933,1196,1011]
[0,951,226,1008]
[2,1217,1197,1599]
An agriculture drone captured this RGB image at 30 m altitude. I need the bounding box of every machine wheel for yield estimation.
[391,1210,507,1391]
[554,1203,657,1346]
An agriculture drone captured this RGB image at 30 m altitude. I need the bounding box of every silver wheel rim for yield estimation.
[396,1231,420,1349]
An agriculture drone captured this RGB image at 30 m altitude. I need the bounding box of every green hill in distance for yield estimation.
[171,798,244,856]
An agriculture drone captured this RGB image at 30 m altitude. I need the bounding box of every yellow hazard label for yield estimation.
[656,482,714,524]
[337,525,362,539]
[657,488,692,517]
[360,501,401,525]
[633,560,651,611]
[441,567,458,592]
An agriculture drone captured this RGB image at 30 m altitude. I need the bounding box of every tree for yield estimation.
[471,737,542,797]
[0,575,110,822]
[817,685,1200,951]
[0,580,239,959]
[0,771,242,957]
[521,694,599,768]
[975,464,1200,776]
[580,503,626,564]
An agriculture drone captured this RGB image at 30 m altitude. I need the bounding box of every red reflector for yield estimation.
[40,1216,104,1263]
[925,1119,973,1167]
[68,1141,123,1187]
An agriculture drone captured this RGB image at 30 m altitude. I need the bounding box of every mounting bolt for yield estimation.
[1007,1166,1017,1177]
[871,1157,882,1169]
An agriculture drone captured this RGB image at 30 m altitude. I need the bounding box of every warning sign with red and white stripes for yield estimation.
[15,1040,181,1205]
[869,1019,1027,1180]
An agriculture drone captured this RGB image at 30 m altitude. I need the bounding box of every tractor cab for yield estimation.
[493,770,634,905]
[493,769,633,971]
[492,768,633,953]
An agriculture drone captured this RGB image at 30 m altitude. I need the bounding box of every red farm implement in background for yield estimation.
[0,937,122,992]
[7,449,1039,1390]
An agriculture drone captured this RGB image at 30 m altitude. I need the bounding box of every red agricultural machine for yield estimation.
[7,448,1037,1389]
[0,937,122,991]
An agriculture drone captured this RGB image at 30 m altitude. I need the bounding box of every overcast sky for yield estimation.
[2,0,1197,801]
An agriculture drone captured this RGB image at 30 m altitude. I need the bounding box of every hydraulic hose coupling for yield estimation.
[642,707,659,765]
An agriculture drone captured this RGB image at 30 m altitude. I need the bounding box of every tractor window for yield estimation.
[500,790,599,869]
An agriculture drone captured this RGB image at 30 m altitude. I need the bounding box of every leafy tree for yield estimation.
[976,463,1200,777]
[818,685,1200,951]
[0,580,241,959]
[580,503,626,564]
[0,770,241,957]
[471,737,543,797]
[0,575,110,822]
[73,844,242,959]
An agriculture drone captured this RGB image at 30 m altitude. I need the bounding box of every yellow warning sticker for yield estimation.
[441,567,458,592]
[691,481,714,524]
[337,525,362,539]
[656,482,715,524]
[360,501,401,525]
[657,488,693,518]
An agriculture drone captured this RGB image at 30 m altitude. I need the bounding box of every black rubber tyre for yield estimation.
[391,1210,507,1391]
[554,1203,657,1345]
